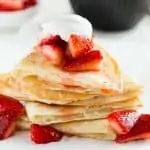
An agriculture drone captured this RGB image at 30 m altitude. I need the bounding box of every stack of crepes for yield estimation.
[0,34,142,141]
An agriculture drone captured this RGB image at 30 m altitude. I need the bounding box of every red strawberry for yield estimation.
[0,0,24,11]
[68,34,93,58]
[64,50,103,72]
[0,111,18,140]
[39,35,67,49]
[0,0,37,11]
[40,35,61,46]
[108,110,139,134]
[31,124,63,144]
[23,0,37,9]
[0,94,24,116]
[0,95,24,140]
[40,45,65,66]
[116,114,150,143]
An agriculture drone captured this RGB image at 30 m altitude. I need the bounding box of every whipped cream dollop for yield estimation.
[41,14,93,41]
[16,14,93,67]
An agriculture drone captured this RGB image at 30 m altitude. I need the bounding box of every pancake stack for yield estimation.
[0,35,142,141]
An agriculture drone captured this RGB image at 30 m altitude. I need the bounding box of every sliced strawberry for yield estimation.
[116,114,150,143]
[0,94,24,116]
[31,124,63,144]
[0,111,18,140]
[40,35,61,46]
[0,0,24,11]
[23,0,37,9]
[40,45,65,66]
[0,0,37,11]
[68,34,93,58]
[64,50,103,72]
[65,46,72,60]
[39,35,67,49]
[108,110,139,134]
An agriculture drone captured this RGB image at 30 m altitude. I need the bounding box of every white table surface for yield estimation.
[0,0,150,149]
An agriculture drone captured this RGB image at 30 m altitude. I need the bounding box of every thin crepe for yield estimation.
[17,118,116,140]
[15,48,123,95]
[25,97,142,125]
[69,77,142,106]
[0,72,141,105]
[77,133,115,140]
[0,73,96,104]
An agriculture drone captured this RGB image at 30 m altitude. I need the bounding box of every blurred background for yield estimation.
[0,0,149,65]
[0,0,149,31]
[29,0,150,31]
[0,0,149,48]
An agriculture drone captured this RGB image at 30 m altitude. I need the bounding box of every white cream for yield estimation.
[17,14,93,62]
[41,14,93,41]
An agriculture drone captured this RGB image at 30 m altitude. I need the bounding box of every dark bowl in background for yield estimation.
[70,0,149,31]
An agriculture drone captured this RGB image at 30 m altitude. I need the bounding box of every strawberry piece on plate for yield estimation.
[108,110,139,134]
[68,34,93,58]
[116,114,150,143]
[0,111,18,140]
[0,94,24,116]
[0,95,25,140]
[40,35,61,46]
[40,45,65,66]
[64,50,103,72]
[31,124,63,144]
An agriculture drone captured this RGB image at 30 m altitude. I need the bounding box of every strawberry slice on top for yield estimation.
[39,34,103,71]
[39,35,67,49]
[31,124,63,144]
[116,114,150,143]
[40,45,65,66]
[39,35,61,46]
[39,35,67,66]
[68,34,93,58]
[64,50,103,72]
[108,110,140,134]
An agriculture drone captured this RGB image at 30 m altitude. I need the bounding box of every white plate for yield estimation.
[0,18,150,149]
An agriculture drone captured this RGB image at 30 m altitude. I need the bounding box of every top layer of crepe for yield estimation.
[14,46,123,95]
